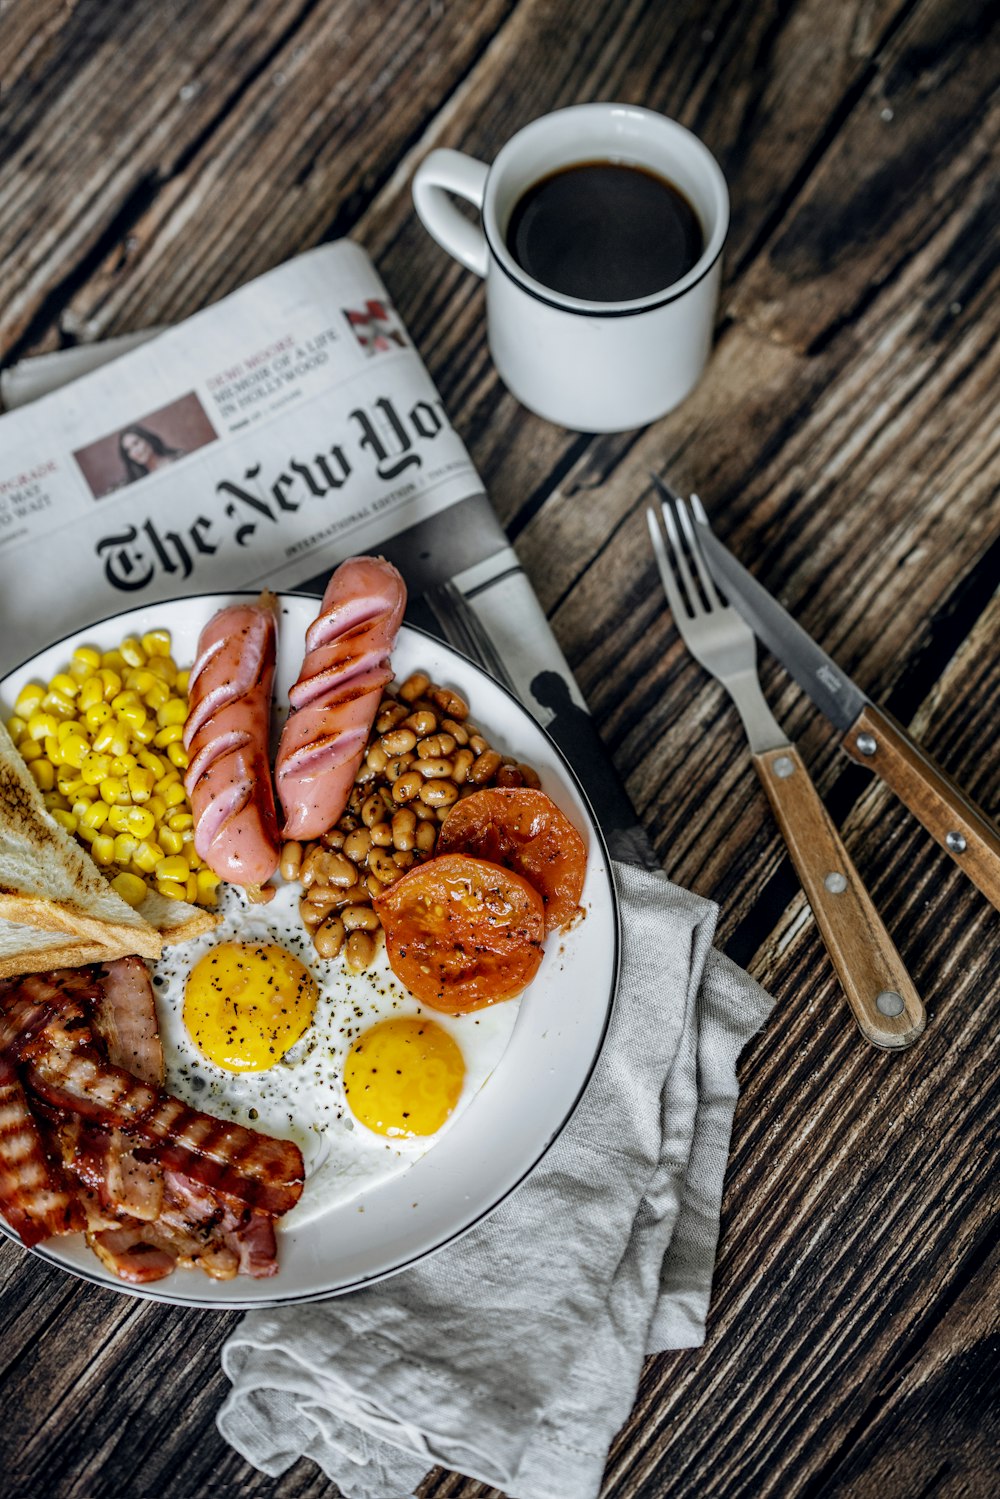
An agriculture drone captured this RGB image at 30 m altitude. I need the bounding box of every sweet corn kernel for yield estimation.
[147,656,177,682]
[184,873,199,903]
[29,759,55,792]
[69,658,91,683]
[142,630,171,657]
[101,650,125,670]
[7,716,27,741]
[27,711,58,741]
[73,645,102,672]
[81,752,112,786]
[158,827,184,856]
[113,833,139,864]
[56,720,79,743]
[51,809,78,833]
[92,723,118,754]
[98,667,122,700]
[91,834,115,866]
[154,854,189,884]
[167,811,193,832]
[44,735,63,764]
[175,669,190,695]
[77,822,98,844]
[153,723,184,747]
[156,878,187,902]
[61,735,89,770]
[196,868,221,903]
[44,792,70,813]
[85,701,114,731]
[17,739,41,762]
[81,802,110,830]
[133,839,164,873]
[134,669,159,697]
[162,780,187,808]
[128,766,155,802]
[126,807,155,839]
[109,754,138,777]
[71,797,94,818]
[146,794,167,821]
[111,871,148,907]
[43,689,77,719]
[14,685,45,717]
[157,698,188,727]
[144,679,171,711]
[99,776,126,805]
[61,777,87,801]
[154,769,181,793]
[132,720,156,744]
[137,748,165,775]
[49,672,78,698]
[106,806,131,833]
[166,742,188,769]
[120,636,146,667]
[78,678,104,711]
[111,689,139,714]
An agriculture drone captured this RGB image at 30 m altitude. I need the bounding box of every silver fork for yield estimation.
[647,477,925,1050]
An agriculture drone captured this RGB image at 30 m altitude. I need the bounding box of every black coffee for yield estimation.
[506,161,704,303]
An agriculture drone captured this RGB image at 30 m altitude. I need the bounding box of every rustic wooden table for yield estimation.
[2,1,998,1495]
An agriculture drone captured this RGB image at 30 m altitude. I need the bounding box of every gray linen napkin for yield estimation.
[218,861,772,1499]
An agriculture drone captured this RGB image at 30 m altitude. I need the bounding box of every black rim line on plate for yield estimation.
[0,592,622,1307]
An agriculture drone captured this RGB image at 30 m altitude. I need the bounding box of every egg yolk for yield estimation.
[343,1017,465,1138]
[183,941,318,1072]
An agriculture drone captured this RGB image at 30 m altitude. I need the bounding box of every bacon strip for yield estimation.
[0,1057,81,1247]
[24,1051,303,1216]
[87,1224,176,1284]
[93,957,164,1086]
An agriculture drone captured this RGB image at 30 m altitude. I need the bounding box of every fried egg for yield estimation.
[153,882,519,1227]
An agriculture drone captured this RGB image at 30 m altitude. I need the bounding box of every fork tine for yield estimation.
[646,505,690,621]
[659,494,704,617]
[675,498,724,609]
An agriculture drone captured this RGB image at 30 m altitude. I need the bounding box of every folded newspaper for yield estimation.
[0,241,650,865]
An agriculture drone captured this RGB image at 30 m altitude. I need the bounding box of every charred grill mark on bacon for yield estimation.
[0,966,300,1280]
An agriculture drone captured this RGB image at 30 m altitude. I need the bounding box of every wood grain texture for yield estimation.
[752,742,925,1048]
[0,0,998,1495]
[842,704,1000,908]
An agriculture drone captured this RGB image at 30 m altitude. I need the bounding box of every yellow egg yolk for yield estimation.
[183,941,318,1072]
[343,1017,465,1138]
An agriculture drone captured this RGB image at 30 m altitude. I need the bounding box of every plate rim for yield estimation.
[0,590,621,1308]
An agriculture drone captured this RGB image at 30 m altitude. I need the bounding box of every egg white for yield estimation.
[153,881,520,1227]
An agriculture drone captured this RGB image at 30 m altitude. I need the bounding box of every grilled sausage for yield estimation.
[276,556,407,840]
[183,595,281,888]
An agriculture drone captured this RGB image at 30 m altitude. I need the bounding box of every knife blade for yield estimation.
[669,486,1000,911]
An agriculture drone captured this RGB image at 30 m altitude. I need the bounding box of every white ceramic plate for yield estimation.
[0,594,619,1307]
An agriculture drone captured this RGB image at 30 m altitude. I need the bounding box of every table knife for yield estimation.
[684,492,1000,911]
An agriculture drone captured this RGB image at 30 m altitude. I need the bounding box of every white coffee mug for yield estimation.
[412,103,729,432]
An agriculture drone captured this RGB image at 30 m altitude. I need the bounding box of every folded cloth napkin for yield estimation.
[218,861,772,1499]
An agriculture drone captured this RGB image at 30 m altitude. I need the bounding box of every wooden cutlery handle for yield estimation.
[842,705,1000,911]
[752,745,925,1049]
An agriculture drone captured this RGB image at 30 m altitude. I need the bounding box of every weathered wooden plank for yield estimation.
[0,0,522,359]
[730,0,1000,351]
[818,1242,1000,1497]
[0,0,323,354]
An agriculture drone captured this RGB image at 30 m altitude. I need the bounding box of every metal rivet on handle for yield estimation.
[856,733,878,756]
[876,990,905,1017]
[774,755,795,779]
[824,871,847,893]
[946,831,967,853]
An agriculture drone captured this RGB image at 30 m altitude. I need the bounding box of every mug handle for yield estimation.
[412,149,490,277]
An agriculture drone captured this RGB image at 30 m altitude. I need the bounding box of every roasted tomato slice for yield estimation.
[373,853,545,1013]
[437,787,586,932]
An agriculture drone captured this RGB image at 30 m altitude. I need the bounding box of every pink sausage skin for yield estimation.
[183,598,281,887]
[276,556,407,841]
